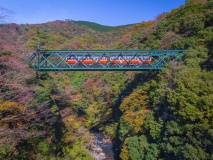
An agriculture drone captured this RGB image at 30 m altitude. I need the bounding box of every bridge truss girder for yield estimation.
[31,50,185,71]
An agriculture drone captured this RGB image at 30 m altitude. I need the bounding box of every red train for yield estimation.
[66,55,153,65]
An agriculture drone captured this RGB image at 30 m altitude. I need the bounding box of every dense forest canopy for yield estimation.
[71,20,134,32]
[0,0,213,159]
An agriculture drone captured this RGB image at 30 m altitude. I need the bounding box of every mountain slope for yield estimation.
[72,20,134,32]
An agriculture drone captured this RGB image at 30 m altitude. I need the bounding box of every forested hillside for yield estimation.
[0,0,213,159]
[72,20,133,32]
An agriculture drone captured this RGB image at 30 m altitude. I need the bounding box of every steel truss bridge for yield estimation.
[27,50,185,71]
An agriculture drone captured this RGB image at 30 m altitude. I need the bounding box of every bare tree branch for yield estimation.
[0,7,14,24]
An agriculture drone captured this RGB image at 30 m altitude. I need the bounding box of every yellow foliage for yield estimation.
[145,20,155,27]
[73,122,80,129]
[64,78,70,85]
[67,118,75,124]
[119,88,151,134]
[76,94,83,101]
[123,109,150,134]
[0,101,25,114]
[93,85,101,97]
[65,117,81,129]
[120,138,130,160]
[120,89,148,113]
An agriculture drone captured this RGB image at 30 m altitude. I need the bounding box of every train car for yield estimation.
[80,56,110,65]
[66,55,78,64]
[141,56,153,64]
[110,56,128,65]
[66,55,153,66]
[66,55,95,65]
[127,56,141,65]
[97,56,108,65]
[80,57,95,65]
[126,56,153,65]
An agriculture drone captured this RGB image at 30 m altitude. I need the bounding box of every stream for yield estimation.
[90,131,117,160]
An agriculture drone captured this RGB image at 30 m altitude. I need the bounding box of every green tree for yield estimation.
[128,135,159,160]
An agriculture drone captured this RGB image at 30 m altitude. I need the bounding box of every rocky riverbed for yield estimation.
[89,131,115,160]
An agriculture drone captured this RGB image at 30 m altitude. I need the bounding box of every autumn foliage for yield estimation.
[0,0,213,159]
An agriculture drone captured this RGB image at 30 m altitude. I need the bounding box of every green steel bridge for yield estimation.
[27,50,185,71]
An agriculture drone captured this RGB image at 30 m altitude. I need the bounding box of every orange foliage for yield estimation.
[120,89,148,113]
[155,13,167,23]
[132,21,154,35]
[120,89,150,134]
[123,109,150,134]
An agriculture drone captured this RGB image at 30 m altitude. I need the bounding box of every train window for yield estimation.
[67,55,77,60]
